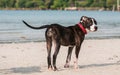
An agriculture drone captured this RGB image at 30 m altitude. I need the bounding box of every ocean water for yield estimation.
[0,10,120,43]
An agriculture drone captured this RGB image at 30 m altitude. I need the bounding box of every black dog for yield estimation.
[22,16,97,71]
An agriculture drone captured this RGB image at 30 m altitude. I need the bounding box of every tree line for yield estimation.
[0,0,117,10]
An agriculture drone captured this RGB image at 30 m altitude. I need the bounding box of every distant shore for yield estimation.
[0,7,114,11]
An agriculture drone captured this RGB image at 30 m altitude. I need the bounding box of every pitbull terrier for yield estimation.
[22,16,98,71]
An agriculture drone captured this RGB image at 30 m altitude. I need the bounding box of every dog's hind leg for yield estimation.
[52,42,61,71]
[46,37,52,70]
[64,47,74,68]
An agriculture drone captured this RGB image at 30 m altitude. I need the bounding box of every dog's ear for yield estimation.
[80,16,87,22]
[92,18,97,25]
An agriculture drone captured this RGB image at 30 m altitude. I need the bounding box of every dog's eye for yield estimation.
[88,21,92,26]
[90,23,92,26]
[90,20,93,26]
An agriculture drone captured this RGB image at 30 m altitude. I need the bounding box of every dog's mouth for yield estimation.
[89,26,98,32]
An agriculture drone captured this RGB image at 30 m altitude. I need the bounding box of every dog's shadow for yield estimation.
[79,62,120,69]
[0,63,120,74]
[0,66,41,74]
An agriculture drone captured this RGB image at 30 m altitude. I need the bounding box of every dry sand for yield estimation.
[0,39,120,75]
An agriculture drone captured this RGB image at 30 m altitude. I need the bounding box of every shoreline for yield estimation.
[0,37,120,44]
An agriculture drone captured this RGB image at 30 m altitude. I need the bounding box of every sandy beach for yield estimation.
[0,39,120,75]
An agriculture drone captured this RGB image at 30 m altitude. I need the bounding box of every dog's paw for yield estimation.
[74,65,79,69]
[53,66,58,71]
[74,61,79,69]
[64,64,69,68]
[48,67,53,71]
[48,65,53,71]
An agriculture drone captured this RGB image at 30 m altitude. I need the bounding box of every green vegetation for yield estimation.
[0,0,117,10]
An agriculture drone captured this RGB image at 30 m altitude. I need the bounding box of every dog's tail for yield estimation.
[22,20,50,29]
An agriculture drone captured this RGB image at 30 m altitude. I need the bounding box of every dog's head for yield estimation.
[80,16,98,32]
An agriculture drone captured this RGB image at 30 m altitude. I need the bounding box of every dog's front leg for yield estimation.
[74,45,81,69]
[53,43,61,71]
[64,47,74,68]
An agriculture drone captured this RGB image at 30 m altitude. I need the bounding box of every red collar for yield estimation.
[78,23,87,34]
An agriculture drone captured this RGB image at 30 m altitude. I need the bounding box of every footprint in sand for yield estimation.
[108,55,120,63]
[1,56,7,58]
